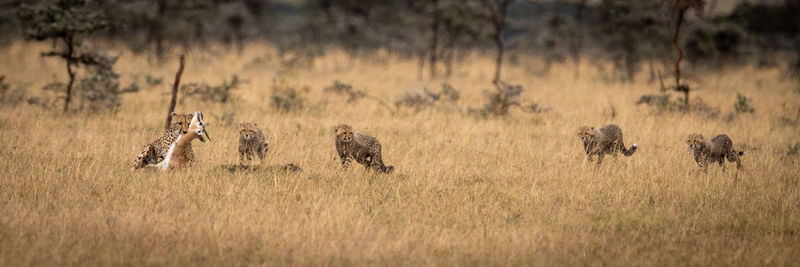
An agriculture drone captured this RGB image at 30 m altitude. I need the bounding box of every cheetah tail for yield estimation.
[622,142,638,156]
[382,165,395,174]
[727,150,745,162]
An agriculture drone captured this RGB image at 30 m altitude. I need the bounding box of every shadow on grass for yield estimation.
[219,163,302,173]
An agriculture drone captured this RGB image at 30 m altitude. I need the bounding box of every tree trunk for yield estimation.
[417,51,425,81]
[429,0,440,79]
[493,27,504,83]
[164,55,185,131]
[63,35,75,113]
[154,0,166,60]
[572,0,587,80]
[672,8,687,107]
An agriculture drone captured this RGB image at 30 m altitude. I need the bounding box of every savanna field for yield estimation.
[1,42,799,265]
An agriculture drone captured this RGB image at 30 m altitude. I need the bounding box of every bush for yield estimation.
[479,81,523,117]
[324,80,363,103]
[34,52,134,113]
[0,75,26,105]
[636,93,720,119]
[270,78,306,112]
[395,87,440,109]
[181,75,243,103]
[128,73,163,90]
[734,93,755,114]
[395,83,460,110]
[787,143,800,156]
[76,69,124,113]
[212,111,236,127]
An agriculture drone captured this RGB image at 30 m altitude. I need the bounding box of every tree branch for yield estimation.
[164,54,185,131]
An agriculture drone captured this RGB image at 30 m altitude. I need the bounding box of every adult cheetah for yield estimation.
[149,111,210,170]
[132,112,195,169]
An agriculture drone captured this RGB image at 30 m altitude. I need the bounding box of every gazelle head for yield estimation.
[188,111,211,142]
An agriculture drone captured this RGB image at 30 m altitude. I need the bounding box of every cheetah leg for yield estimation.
[720,159,727,172]
[239,152,250,169]
[734,153,743,170]
[342,156,353,169]
[256,149,265,165]
[369,155,386,173]
[596,153,605,165]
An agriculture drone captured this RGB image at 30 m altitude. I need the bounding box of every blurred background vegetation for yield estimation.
[0,0,796,76]
[0,0,797,113]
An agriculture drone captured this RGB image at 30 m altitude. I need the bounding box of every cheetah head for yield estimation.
[577,126,595,143]
[686,134,704,151]
[335,124,354,143]
[239,121,259,141]
[171,112,194,134]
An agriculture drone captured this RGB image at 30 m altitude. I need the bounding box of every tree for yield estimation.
[656,0,705,108]
[570,0,588,79]
[412,0,483,79]
[598,0,666,83]
[17,0,110,113]
[476,0,515,83]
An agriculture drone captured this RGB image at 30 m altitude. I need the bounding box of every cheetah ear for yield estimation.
[253,122,258,127]
[590,126,595,131]
[239,121,245,129]
[170,112,178,119]
[331,125,338,134]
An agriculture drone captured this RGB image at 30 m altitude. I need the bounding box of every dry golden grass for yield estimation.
[1,42,799,266]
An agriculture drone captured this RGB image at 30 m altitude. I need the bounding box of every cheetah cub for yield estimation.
[238,121,269,167]
[577,124,638,165]
[686,134,744,173]
[334,124,394,173]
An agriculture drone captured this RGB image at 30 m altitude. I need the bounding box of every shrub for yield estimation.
[128,73,164,90]
[75,69,123,113]
[787,143,800,156]
[395,83,460,110]
[181,75,243,103]
[480,81,523,117]
[270,78,306,112]
[395,87,440,109]
[213,111,236,127]
[636,93,720,119]
[0,75,27,105]
[733,93,755,114]
[34,52,134,113]
[440,83,460,102]
[323,80,396,114]
[324,80,363,103]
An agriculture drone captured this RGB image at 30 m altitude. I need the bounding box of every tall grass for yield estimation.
[0,42,798,266]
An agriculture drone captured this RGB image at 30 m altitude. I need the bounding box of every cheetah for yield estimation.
[686,134,744,173]
[577,124,637,165]
[149,111,210,170]
[131,112,195,170]
[334,124,394,173]
[238,121,269,168]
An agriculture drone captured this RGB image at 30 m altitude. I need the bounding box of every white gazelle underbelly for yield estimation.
[153,136,181,170]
